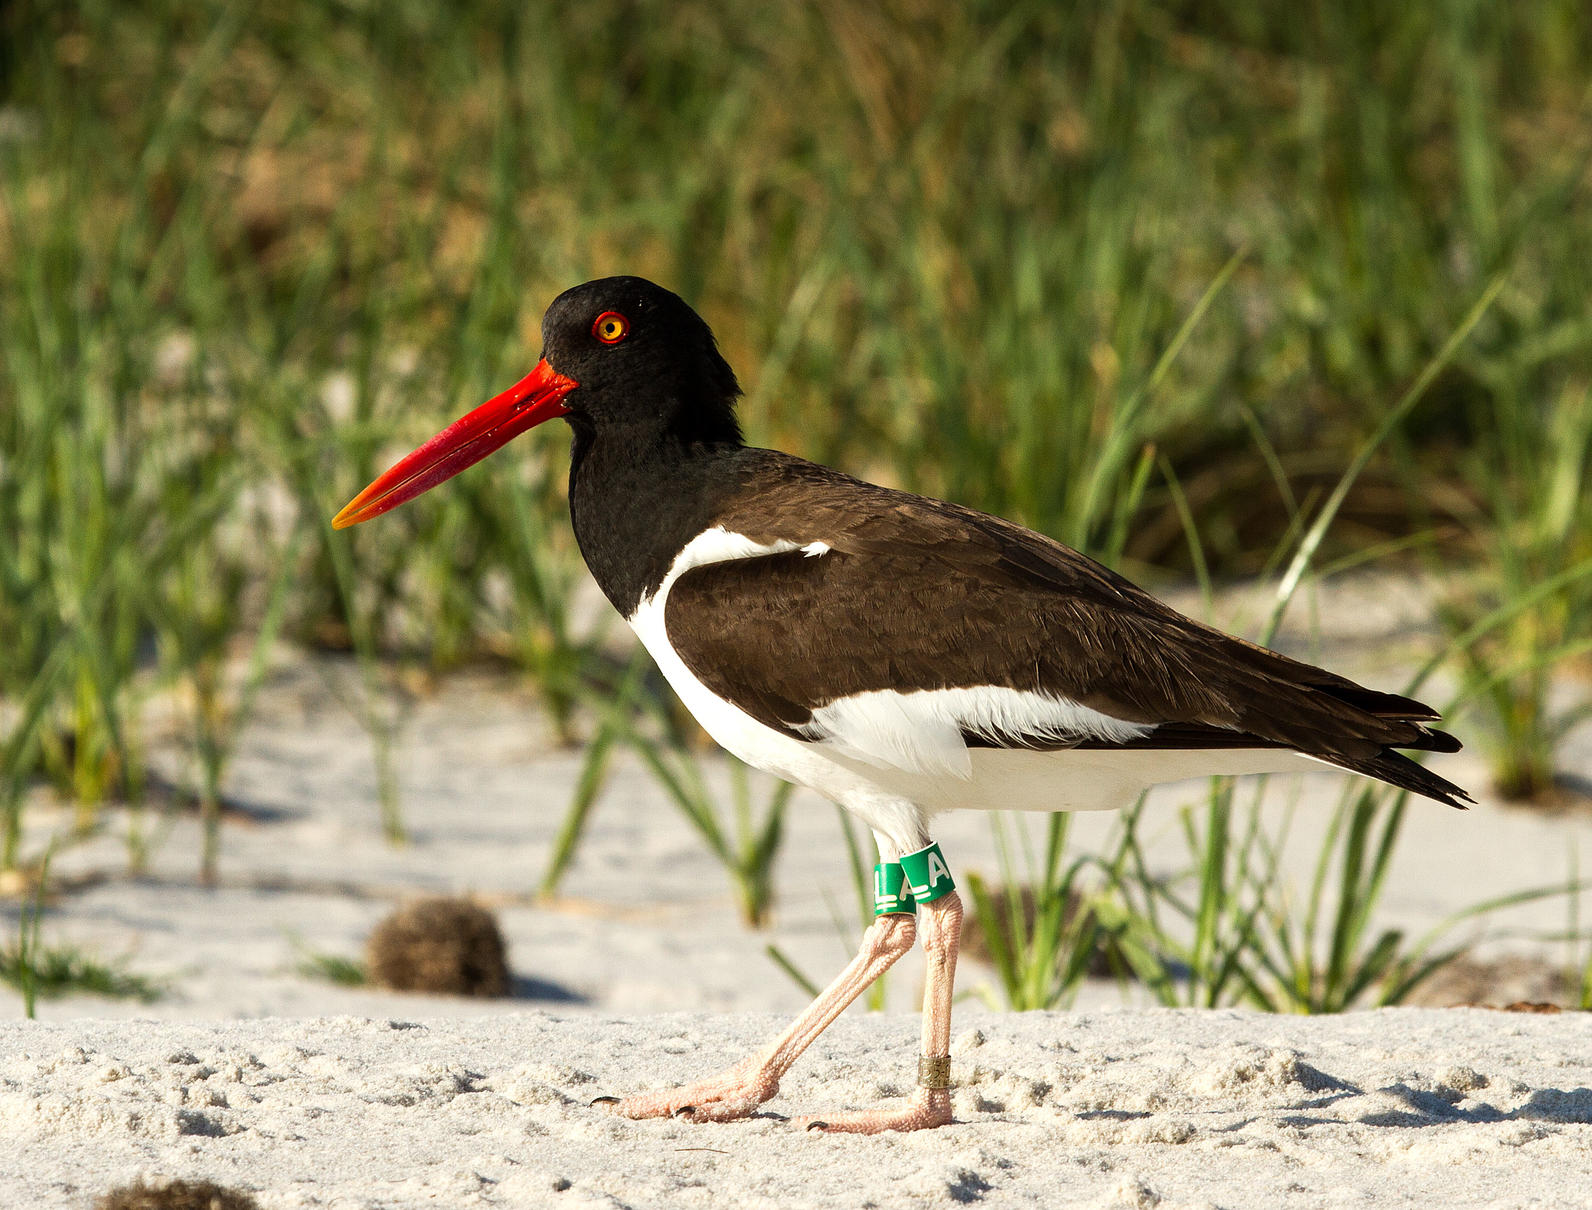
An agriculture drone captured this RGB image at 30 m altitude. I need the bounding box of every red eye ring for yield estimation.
[592,311,629,344]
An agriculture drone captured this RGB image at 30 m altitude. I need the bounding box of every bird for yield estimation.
[333,276,1471,1134]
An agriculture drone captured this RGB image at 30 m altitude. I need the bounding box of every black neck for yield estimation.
[567,418,744,618]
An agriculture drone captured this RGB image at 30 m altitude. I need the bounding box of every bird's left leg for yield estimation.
[799,843,963,1134]
[597,907,918,1123]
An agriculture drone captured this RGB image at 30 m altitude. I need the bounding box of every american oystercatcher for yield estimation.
[334,276,1470,1134]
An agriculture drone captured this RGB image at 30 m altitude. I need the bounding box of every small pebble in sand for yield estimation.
[365,896,510,997]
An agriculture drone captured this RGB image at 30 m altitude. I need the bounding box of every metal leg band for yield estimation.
[918,1055,952,1090]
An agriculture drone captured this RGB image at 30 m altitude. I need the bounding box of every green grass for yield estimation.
[296,951,368,988]
[567,674,794,928]
[5,846,164,1012]
[964,813,1126,1012]
[0,942,165,1006]
[1435,378,1592,800]
[1,0,1590,1008]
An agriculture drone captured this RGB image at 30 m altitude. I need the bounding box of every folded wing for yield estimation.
[662,455,1470,809]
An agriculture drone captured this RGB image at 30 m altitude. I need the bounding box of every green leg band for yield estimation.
[873,862,916,916]
[900,841,956,904]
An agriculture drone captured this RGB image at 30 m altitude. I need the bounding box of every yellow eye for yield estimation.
[593,311,629,344]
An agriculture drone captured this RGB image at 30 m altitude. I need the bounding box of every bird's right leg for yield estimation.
[598,909,917,1122]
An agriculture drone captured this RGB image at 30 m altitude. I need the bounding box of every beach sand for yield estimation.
[5,1007,1592,1208]
[3,574,1590,1207]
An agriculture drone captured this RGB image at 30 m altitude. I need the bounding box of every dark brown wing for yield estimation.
[663,453,1470,808]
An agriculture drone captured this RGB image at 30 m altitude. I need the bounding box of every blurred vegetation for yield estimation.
[1,0,1590,895]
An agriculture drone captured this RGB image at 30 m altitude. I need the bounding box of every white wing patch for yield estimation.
[629,527,819,776]
[653,527,805,580]
[798,686,1155,780]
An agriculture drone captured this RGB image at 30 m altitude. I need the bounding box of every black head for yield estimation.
[542,277,743,447]
[330,276,742,532]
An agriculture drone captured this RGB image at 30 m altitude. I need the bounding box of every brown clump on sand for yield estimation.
[365,895,510,997]
[95,1178,261,1210]
[1402,954,1572,1010]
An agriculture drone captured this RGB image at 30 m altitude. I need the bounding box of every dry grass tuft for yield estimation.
[95,1177,261,1210]
[1400,954,1572,1010]
[365,896,510,997]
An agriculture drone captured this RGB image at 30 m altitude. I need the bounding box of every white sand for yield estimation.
[4,1009,1591,1208]
[3,573,1591,1207]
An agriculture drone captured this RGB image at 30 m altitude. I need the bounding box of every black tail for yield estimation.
[1323,742,1474,810]
[1308,679,1471,807]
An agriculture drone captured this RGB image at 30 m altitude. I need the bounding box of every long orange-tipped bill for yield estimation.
[332,359,579,529]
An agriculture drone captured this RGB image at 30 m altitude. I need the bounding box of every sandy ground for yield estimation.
[2,572,1591,1207]
[4,1009,1592,1209]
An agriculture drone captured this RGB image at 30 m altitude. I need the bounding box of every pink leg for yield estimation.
[797,890,963,1134]
[598,912,918,1123]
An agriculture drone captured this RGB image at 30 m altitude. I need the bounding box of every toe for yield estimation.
[792,1095,953,1134]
